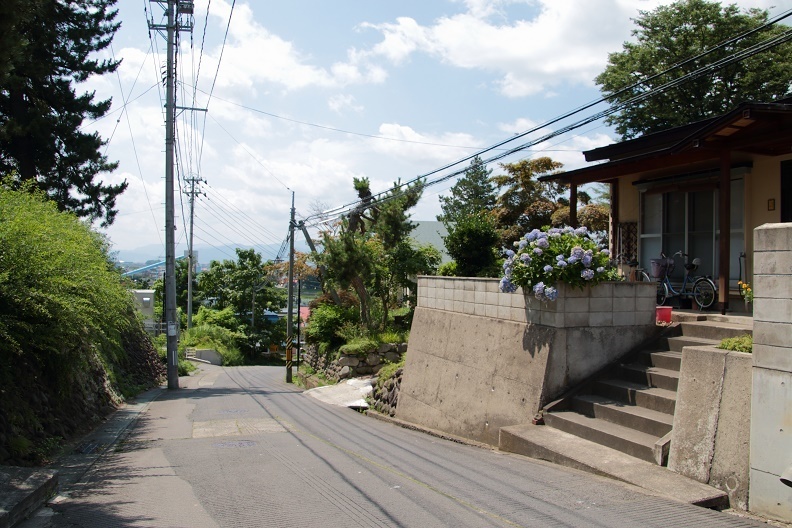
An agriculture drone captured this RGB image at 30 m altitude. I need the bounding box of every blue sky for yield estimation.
[87,0,790,261]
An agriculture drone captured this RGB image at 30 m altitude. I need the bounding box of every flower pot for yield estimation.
[656,305,672,324]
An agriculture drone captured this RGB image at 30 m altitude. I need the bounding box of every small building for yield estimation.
[542,97,792,312]
[131,289,156,332]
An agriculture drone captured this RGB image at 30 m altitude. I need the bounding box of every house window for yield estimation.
[639,177,744,284]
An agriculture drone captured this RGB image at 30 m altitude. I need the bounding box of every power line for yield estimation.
[304,17,792,225]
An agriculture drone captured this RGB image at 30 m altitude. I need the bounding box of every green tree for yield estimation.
[491,157,566,246]
[442,211,500,277]
[437,156,496,225]
[596,0,792,140]
[318,177,427,328]
[197,249,286,333]
[0,0,125,225]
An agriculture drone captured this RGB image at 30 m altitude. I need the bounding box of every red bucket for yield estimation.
[656,306,672,324]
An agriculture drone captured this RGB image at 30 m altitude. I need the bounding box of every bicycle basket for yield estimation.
[650,258,675,278]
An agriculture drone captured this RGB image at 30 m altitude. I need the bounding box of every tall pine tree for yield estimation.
[0,0,125,226]
[437,156,496,225]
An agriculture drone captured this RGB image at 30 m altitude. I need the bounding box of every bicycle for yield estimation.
[651,251,717,309]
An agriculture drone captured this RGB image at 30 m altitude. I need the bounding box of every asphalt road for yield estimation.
[22,364,765,528]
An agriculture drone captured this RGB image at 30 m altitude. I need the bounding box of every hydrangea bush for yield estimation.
[500,226,619,301]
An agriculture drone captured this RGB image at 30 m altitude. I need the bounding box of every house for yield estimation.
[541,97,792,312]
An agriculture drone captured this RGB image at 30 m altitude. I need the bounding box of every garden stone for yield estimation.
[366,353,382,366]
[338,366,351,379]
[338,356,360,367]
[397,343,407,353]
[385,351,401,363]
[378,343,392,354]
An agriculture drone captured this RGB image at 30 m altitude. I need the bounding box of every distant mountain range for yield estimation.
[113,241,309,266]
[112,221,448,266]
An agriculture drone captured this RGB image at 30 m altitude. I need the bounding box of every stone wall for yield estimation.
[749,223,792,522]
[302,343,406,381]
[398,277,658,446]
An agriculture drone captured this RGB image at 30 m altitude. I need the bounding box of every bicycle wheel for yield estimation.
[656,280,669,306]
[638,271,652,283]
[693,278,716,309]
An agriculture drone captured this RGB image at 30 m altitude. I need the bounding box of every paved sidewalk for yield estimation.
[1,382,167,528]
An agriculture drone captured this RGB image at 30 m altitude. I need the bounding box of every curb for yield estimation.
[0,468,58,528]
[0,386,165,527]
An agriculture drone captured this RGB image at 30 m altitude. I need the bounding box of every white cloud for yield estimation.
[328,94,364,114]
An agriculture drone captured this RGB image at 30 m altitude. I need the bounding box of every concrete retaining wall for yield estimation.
[398,277,657,446]
[750,223,792,522]
[668,346,752,510]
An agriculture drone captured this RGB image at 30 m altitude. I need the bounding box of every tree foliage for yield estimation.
[437,156,496,225]
[596,0,792,139]
[442,211,500,277]
[0,183,162,463]
[491,157,566,246]
[317,177,435,329]
[195,250,282,330]
[0,0,126,225]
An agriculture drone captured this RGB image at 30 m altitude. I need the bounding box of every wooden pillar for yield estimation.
[569,183,578,228]
[718,150,731,315]
[610,179,620,256]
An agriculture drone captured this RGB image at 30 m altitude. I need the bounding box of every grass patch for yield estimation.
[718,334,752,353]
[376,359,404,389]
[338,337,379,356]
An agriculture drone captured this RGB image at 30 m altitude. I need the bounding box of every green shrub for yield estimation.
[438,261,458,276]
[718,334,752,353]
[193,306,241,331]
[179,324,245,366]
[304,303,357,347]
[338,337,379,356]
[376,358,404,390]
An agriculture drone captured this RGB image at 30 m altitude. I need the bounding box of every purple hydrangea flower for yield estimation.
[533,248,543,255]
[543,265,553,273]
[526,229,541,242]
[600,249,611,256]
[520,253,532,263]
[581,269,595,280]
[571,246,585,259]
[567,255,579,265]
[574,226,588,236]
[518,240,528,250]
[500,277,518,293]
[557,260,568,268]
[536,238,549,249]
[544,287,558,301]
[504,249,515,258]
[582,255,593,267]
[556,254,564,261]
[596,266,605,273]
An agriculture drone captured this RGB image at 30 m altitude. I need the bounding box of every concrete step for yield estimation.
[570,394,674,437]
[680,320,753,340]
[666,335,719,352]
[499,424,728,508]
[544,410,659,463]
[619,364,679,391]
[592,379,677,415]
[640,350,682,371]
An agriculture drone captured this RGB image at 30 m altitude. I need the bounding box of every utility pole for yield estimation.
[184,175,204,329]
[286,192,295,383]
[148,0,194,389]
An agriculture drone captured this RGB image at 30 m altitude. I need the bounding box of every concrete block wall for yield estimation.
[750,223,792,522]
[416,277,656,328]
[400,277,658,445]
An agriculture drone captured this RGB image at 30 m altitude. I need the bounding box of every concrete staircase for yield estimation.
[498,312,753,506]
[537,312,753,466]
